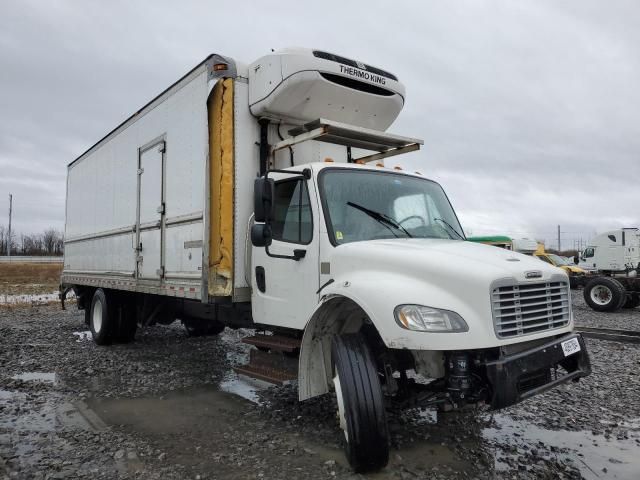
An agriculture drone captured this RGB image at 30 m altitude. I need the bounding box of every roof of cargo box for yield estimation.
[68,54,236,167]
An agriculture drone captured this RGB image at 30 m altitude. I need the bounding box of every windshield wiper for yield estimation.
[347,202,413,238]
[433,217,465,240]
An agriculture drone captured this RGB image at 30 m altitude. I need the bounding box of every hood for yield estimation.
[324,238,572,351]
[330,238,564,284]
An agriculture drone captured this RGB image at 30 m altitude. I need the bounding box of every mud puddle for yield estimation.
[218,372,269,403]
[486,413,639,479]
[84,381,479,478]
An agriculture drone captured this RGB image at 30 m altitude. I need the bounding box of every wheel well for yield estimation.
[298,296,387,401]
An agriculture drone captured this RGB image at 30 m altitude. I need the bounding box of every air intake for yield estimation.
[312,50,398,81]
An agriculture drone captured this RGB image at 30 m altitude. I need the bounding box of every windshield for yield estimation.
[547,254,571,266]
[319,169,465,245]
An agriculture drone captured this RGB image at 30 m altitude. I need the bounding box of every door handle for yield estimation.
[293,249,306,260]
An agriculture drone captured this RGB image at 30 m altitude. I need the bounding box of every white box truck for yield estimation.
[581,228,640,311]
[61,48,590,472]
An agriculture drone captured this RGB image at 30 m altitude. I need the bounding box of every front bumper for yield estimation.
[484,333,591,409]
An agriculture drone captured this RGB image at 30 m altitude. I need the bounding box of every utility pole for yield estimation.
[7,194,12,257]
[557,225,561,252]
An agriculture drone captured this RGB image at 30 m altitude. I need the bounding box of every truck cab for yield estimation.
[248,152,590,471]
[580,228,640,273]
[244,49,589,471]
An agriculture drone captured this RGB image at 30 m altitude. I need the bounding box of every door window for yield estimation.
[271,180,313,244]
[584,247,595,258]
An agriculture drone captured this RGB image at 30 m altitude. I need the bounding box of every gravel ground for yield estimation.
[1,299,639,480]
[572,289,640,330]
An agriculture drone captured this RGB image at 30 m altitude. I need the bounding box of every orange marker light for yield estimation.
[324,157,334,163]
[394,166,403,170]
[355,159,366,165]
[213,63,228,71]
[375,162,384,167]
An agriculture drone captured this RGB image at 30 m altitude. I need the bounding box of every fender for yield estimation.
[297,269,467,401]
[298,294,374,401]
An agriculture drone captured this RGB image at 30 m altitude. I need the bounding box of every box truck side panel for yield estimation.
[207,78,235,297]
[64,128,139,276]
[63,66,210,298]
[161,69,209,283]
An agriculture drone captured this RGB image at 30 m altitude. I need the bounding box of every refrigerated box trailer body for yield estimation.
[63,56,249,303]
[61,48,590,472]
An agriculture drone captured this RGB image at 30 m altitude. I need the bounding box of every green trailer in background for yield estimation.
[467,235,514,250]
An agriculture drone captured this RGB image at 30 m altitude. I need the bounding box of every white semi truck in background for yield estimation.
[581,228,640,311]
[61,48,590,472]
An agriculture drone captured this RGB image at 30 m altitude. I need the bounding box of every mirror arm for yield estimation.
[264,168,311,181]
[265,245,306,261]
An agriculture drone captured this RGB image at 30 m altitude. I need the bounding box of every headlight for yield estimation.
[394,304,468,332]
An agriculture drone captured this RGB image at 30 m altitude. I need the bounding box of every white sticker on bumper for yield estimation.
[561,337,581,357]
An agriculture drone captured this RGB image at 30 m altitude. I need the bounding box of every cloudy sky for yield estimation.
[1,0,638,250]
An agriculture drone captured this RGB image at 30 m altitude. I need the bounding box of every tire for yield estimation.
[623,293,640,309]
[331,333,389,473]
[583,278,625,312]
[89,289,114,345]
[114,303,137,343]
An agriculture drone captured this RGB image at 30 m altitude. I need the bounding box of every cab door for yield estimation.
[251,176,320,329]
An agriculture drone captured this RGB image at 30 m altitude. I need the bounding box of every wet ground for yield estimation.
[1,293,639,479]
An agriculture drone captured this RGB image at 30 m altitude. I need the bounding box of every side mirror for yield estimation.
[251,223,272,247]
[254,177,275,223]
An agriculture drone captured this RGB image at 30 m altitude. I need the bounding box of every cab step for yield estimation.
[241,333,302,352]
[234,346,298,385]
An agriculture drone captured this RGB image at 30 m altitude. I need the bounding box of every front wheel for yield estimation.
[332,333,389,472]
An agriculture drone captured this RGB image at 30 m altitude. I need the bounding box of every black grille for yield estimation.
[312,50,398,81]
[492,281,570,338]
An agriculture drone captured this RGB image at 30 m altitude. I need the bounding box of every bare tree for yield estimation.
[0,225,5,255]
[42,228,58,255]
[0,228,63,256]
[54,233,64,255]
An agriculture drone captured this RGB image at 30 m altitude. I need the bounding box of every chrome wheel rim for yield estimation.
[590,285,613,306]
[333,373,349,442]
[92,300,103,333]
